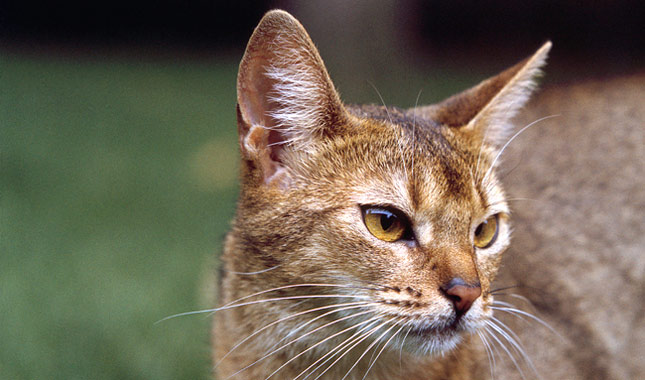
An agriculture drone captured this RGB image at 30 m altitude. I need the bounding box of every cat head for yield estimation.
[232,9,550,356]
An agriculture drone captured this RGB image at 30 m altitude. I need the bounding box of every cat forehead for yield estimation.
[346,104,476,180]
[326,105,486,211]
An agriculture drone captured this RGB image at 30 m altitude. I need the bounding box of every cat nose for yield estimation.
[441,278,481,316]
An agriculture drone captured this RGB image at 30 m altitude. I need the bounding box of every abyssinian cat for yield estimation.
[213,9,645,380]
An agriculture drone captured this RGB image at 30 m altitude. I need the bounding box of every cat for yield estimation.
[212,9,644,380]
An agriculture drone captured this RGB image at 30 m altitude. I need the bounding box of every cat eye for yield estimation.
[474,214,499,249]
[361,206,412,242]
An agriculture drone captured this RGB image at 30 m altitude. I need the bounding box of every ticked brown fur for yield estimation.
[214,10,551,380]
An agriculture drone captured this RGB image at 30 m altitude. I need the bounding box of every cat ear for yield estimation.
[236,10,346,188]
[417,42,551,146]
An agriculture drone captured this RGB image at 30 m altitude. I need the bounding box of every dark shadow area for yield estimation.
[2,0,642,70]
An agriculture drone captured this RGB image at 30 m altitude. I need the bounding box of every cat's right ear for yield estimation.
[414,42,551,147]
[236,10,346,189]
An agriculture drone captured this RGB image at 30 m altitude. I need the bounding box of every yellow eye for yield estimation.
[362,207,409,242]
[474,214,499,249]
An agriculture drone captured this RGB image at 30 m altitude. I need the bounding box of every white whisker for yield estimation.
[477,330,496,380]
[217,294,369,314]
[398,325,414,371]
[314,318,394,380]
[157,283,369,323]
[216,301,374,369]
[223,283,372,307]
[362,321,407,379]
[483,327,503,372]
[490,305,561,338]
[492,300,517,308]
[296,319,382,380]
[341,318,401,380]
[489,317,539,377]
[269,302,377,352]
[254,311,381,380]
[504,294,534,307]
[481,114,560,185]
[484,322,527,380]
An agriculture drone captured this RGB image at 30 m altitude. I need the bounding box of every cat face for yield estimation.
[238,103,510,354]
[218,9,550,377]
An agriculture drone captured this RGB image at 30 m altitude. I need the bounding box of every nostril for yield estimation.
[440,278,482,316]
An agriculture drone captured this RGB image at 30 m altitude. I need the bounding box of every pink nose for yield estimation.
[441,278,481,316]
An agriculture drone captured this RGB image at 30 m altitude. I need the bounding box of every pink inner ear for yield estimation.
[237,54,294,189]
[242,122,290,188]
[238,54,289,163]
[239,55,275,128]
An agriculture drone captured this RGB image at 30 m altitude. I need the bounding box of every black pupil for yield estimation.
[475,222,484,236]
[380,212,396,230]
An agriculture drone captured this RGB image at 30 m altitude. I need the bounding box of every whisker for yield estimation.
[489,284,549,297]
[484,322,527,380]
[252,311,381,380]
[490,306,561,338]
[319,275,399,293]
[489,285,524,294]
[223,283,374,307]
[269,302,377,352]
[198,294,373,322]
[476,93,544,183]
[157,283,371,324]
[481,114,560,185]
[364,319,398,372]
[314,321,388,380]
[341,318,402,380]
[216,301,374,369]
[362,321,407,379]
[491,300,519,308]
[489,293,536,311]
[497,150,525,181]
[313,318,394,380]
[398,324,414,371]
[489,317,539,377]
[503,294,533,306]
[477,330,496,380]
[473,88,524,183]
[296,319,382,380]
[483,327,503,373]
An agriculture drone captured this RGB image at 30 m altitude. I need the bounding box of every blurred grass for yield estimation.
[0,52,240,379]
[0,49,479,379]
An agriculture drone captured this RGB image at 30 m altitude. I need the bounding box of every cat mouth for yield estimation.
[410,323,457,337]
[398,318,465,355]
[407,317,465,339]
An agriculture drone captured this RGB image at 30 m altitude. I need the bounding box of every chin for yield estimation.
[398,322,466,356]
[402,310,488,357]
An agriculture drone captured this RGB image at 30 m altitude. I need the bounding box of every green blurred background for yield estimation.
[1,1,642,379]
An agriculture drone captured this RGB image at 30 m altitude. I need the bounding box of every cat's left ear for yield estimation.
[417,42,551,146]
